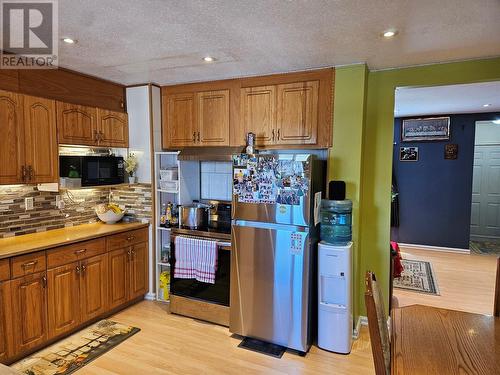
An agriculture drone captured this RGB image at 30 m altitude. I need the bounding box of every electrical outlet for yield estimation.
[25,197,34,211]
[55,195,64,209]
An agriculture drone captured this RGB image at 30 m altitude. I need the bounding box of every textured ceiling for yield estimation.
[395,82,500,117]
[58,0,500,85]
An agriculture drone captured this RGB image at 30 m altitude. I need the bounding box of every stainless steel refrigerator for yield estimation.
[230,153,325,353]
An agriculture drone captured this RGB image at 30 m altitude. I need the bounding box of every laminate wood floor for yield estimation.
[394,246,498,315]
[77,301,375,375]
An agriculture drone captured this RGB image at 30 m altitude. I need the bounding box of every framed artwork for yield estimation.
[444,144,458,160]
[400,147,419,162]
[402,117,450,142]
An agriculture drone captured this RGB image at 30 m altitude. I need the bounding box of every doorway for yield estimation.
[470,120,500,255]
[390,82,499,314]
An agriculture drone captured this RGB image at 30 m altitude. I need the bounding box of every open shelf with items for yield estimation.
[154,151,179,303]
[153,151,202,303]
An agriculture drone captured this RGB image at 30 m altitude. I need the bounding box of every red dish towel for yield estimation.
[174,236,218,284]
[390,241,404,278]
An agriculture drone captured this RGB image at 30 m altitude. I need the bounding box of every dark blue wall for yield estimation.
[392,112,500,249]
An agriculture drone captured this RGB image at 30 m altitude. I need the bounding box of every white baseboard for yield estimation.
[144,292,156,301]
[398,242,470,254]
[353,316,367,339]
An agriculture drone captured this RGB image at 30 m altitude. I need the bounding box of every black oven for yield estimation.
[60,155,125,186]
[170,237,230,307]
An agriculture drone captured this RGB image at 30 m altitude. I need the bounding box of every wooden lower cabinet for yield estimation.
[108,247,129,309]
[10,272,48,355]
[47,262,80,338]
[80,254,108,321]
[130,242,148,299]
[109,241,148,308]
[0,282,12,362]
[0,228,148,364]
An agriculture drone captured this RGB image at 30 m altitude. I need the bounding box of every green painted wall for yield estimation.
[331,57,500,319]
[328,64,368,320]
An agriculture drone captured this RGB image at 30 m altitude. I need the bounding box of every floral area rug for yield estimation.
[12,320,140,375]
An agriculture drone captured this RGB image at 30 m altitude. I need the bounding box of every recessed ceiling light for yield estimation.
[382,29,397,38]
[483,103,492,107]
[203,56,215,62]
[62,38,76,44]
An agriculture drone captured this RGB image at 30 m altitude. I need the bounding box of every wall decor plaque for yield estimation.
[402,117,450,142]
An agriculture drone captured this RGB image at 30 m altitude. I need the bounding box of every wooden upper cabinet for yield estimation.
[97,109,129,147]
[197,90,230,146]
[11,272,48,355]
[47,263,80,339]
[240,85,276,146]
[276,81,319,145]
[80,254,108,322]
[56,102,98,146]
[163,93,196,148]
[23,95,58,183]
[0,90,24,184]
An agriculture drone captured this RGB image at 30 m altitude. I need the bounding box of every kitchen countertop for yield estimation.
[0,222,149,260]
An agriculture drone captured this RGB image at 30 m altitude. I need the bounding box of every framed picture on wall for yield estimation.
[402,117,450,142]
[400,147,419,162]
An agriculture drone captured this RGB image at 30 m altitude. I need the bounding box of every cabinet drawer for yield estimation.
[11,252,46,278]
[47,238,105,268]
[0,259,10,281]
[107,228,148,251]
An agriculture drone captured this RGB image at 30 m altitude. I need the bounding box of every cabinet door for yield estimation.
[240,86,276,146]
[129,242,148,300]
[0,282,12,363]
[276,81,319,145]
[97,109,129,147]
[108,248,129,309]
[197,90,230,146]
[0,90,24,184]
[56,102,98,145]
[163,93,196,148]
[11,272,48,354]
[80,254,108,322]
[23,95,58,183]
[47,263,80,339]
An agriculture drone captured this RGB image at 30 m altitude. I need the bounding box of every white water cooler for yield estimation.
[317,241,353,354]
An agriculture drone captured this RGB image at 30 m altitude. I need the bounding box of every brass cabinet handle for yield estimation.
[27,165,34,180]
[277,129,280,141]
[22,260,38,269]
[76,265,81,274]
[99,131,104,141]
[74,248,87,255]
[81,264,86,274]
[127,249,132,260]
[192,132,196,142]
[127,236,135,241]
[41,275,47,288]
[93,129,98,142]
[21,166,27,182]
[197,132,200,142]
[272,129,275,142]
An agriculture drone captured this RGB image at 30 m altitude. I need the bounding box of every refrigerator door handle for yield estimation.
[232,219,309,232]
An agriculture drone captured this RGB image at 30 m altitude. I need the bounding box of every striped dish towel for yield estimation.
[174,236,218,284]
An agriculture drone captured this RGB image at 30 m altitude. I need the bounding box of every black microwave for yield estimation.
[59,156,125,186]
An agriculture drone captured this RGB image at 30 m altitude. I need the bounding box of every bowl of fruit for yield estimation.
[95,203,125,224]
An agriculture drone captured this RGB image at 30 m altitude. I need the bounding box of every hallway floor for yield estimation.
[395,245,497,315]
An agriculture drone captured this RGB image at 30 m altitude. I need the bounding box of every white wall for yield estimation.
[126,86,152,183]
[475,120,500,145]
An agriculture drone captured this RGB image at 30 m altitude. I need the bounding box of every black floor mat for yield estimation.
[238,337,286,358]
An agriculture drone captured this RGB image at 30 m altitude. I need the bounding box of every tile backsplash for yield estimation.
[0,184,152,238]
[200,161,233,201]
